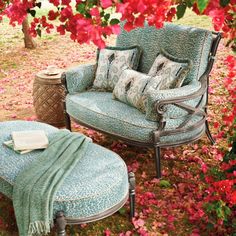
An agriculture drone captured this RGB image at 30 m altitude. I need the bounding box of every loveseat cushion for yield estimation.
[116,23,213,84]
[66,91,205,144]
[0,121,128,219]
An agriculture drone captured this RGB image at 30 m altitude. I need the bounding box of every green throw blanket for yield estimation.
[13,130,91,236]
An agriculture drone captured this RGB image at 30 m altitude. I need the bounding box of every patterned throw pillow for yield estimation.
[113,69,152,112]
[92,46,142,91]
[143,49,192,121]
[147,48,192,91]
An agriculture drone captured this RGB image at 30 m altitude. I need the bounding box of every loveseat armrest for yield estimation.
[146,76,207,122]
[62,63,97,94]
[156,76,207,107]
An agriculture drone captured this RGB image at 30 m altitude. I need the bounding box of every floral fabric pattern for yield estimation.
[93,46,141,91]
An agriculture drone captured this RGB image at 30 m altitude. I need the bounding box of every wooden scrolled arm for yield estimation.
[155,74,208,114]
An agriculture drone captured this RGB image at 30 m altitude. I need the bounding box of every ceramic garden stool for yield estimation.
[0,121,135,236]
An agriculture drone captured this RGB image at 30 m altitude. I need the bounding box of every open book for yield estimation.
[3,140,33,154]
[12,130,49,151]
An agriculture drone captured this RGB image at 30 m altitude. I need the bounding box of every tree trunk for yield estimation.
[22,16,37,49]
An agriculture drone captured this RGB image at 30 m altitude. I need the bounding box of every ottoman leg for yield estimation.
[56,211,67,236]
[128,172,135,219]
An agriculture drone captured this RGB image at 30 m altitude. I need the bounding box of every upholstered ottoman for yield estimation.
[0,121,135,235]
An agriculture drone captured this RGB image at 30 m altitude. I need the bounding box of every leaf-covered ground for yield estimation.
[0,12,233,236]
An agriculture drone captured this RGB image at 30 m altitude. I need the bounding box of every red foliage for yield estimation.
[222,55,236,136]
[204,0,236,40]
[0,0,235,48]
[189,55,236,234]
[116,0,173,31]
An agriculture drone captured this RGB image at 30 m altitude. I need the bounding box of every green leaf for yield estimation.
[159,180,171,188]
[85,12,91,18]
[220,0,230,7]
[186,0,194,8]
[88,0,97,4]
[118,207,127,215]
[36,28,41,37]
[101,21,108,27]
[104,13,110,21]
[224,205,231,217]
[36,2,41,8]
[110,18,120,25]
[216,207,224,219]
[197,0,209,13]
[204,202,215,212]
[69,225,75,234]
[206,222,214,229]
[29,10,36,17]
[176,4,187,20]
[76,3,86,14]
[88,0,97,8]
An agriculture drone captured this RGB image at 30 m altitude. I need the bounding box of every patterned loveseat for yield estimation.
[62,23,221,178]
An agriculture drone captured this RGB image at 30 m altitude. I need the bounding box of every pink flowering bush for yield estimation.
[0,0,235,48]
[187,55,236,234]
[204,55,236,230]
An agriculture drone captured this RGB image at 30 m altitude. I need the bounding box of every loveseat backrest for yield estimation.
[116,23,213,85]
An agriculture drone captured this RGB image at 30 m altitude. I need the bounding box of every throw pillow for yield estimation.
[145,87,163,122]
[147,48,192,91]
[93,46,142,91]
[113,69,151,112]
[144,49,192,121]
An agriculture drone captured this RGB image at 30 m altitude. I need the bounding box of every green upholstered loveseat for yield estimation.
[62,23,221,178]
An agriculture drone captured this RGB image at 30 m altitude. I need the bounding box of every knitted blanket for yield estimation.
[13,130,91,236]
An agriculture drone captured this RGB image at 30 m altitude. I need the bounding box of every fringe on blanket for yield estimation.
[28,221,52,236]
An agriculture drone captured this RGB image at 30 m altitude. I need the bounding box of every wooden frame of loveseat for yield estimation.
[62,31,222,179]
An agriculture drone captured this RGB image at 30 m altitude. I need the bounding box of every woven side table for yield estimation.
[33,70,66,127]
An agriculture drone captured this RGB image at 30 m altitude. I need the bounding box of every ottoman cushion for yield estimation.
[0,121,129,221]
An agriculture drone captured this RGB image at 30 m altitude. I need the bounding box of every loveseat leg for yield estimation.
[128,172,135,219]
[63,98,71,131]
[56,211,66,236]
[205,120,215,145]
[65,112,71,131]
[154,146,162,179]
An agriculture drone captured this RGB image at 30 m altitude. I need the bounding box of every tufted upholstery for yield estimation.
[0,121,129,219]
[116,23,213,85]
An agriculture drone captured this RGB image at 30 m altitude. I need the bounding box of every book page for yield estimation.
[12,130,49,151]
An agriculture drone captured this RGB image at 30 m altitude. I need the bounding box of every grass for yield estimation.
[174,9,213,29]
